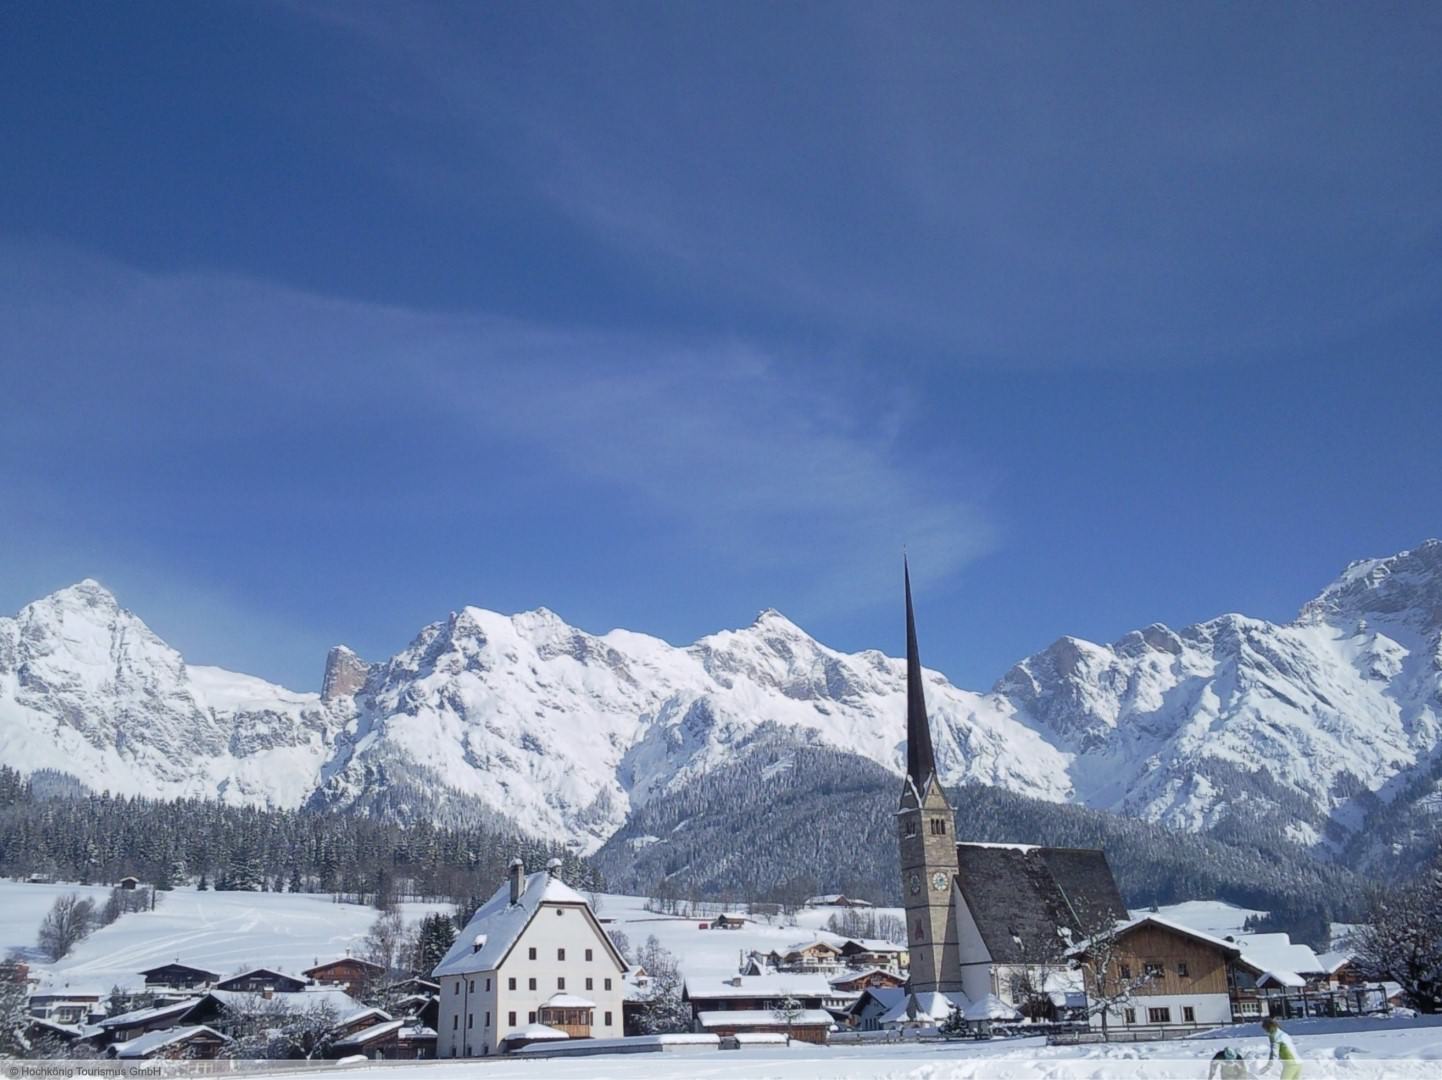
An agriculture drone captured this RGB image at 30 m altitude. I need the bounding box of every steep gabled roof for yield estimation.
[433,871,624,977]
[1067,914,1243,959]
[953,843,1127,963]
[98,998,200,1031]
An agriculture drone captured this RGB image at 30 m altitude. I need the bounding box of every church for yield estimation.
[897,562,1128,1015]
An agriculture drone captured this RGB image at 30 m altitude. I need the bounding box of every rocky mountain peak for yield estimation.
[1298,538,1442,635]
[321,645,370,701]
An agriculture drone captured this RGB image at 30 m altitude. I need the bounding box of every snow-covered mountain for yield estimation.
[0,580,349,807]
[2,541,1440,859]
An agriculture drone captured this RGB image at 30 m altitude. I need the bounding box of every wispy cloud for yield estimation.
[2,243,996,632]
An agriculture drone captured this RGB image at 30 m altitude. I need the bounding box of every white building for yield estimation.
[433,858,627,1057]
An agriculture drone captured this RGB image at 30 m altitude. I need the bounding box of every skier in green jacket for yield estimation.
[1262,1017,1301,1080]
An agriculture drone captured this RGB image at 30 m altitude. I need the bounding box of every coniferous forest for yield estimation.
[0,766,600,904]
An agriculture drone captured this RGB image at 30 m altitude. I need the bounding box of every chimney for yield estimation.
[546,857,563,880]
[509,858,524,905]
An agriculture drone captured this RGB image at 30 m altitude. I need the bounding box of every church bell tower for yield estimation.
[897,559,962,993]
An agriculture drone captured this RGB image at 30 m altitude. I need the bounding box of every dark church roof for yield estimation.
[953,844,1127,964]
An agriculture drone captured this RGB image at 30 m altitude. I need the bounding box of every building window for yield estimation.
[585,948,593,962]
[556,908,563,916]
[558,948,566,961]
[914,920,925,941]
[1148,1007,1171,1024]
[528,1011,536,1024]
[1123,1008,1135,1025]
[1183,1006,1196,1023]
[508,1011,516,1026]
[558,977,566,990]
[904,818,918,838]
[586,977,593,991]
[529,978,537,990]
[605,1011,613,1026]
[604,978,612,990]
[1144,962,1164,978]
[468,980,474,992]
[485,978,491,991]
[1119,964,1132,979]
[485,1012,490,1027]
[467,1015,472,1029]
[529,947,537,960]
[452,1016,458,1030]
[508,977,516,990]
[930,818,947,835]
[1177,961,1189,978]
[455,982,461,994]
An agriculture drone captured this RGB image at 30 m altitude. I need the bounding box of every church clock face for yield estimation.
[909,873,921,896]
[931,871,949,892]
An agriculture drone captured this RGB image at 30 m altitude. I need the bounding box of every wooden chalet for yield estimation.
[829,968,906,994]
[303,956,385,994]
[139,962,219,990]
[214,967,308,993]
[111,1025,228,1060]
[710,913,749,930]
[330,1019,436,1060]
[97,998,203,1043]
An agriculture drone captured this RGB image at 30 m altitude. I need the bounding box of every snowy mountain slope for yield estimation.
[2,541,1440,861]
[0,581,348,808]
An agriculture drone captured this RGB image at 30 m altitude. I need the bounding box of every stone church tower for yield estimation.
[897,560,963,993]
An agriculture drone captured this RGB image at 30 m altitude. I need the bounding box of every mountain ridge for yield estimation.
[2,542,1439,870]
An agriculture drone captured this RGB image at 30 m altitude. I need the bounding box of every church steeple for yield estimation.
[896,557,961,995]
[904,558,937,793]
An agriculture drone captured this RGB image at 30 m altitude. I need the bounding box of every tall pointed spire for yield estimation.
[904,557,937,790]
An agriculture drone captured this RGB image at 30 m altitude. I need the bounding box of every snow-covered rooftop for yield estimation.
[1233,932,1323,976]
[695,1009,834,1028]
[112,1025,224,1059]
[684,972,833,1000]
[333,1019,405,1047]
[544,993,596,1009]
[98,997,200,1029]
[433,870,597,977]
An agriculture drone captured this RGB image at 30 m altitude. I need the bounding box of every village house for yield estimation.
[139,962,219,991]
[682,972,834,1043]
[777,940,846,971]
[837,938,909,972]
[1071,914,1241,1029]
[26,993,104,1026]
[330,1018,437,1059]
[432,857,627,1057]
[303,956,385,996]
[110,1025,228,1060]
[181,987,366,1037]
[214,967,308,993]
[709,912,749,930]
[96,998,202,1043]
[805,894,873,909]
[829,968,907,994]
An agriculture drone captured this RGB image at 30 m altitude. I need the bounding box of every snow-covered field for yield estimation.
[269,1018,1442,1079]
[1,880,1271,1000]
[0,882,450,996]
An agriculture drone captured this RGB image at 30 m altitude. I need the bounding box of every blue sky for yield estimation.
[3,2,1440,691]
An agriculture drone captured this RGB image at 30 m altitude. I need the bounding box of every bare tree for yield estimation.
[771,993,804,1044]
[1068,917,1154,1037]
[1,958,29,1057]
[37,894,96,961]
[1352,858,1442,1014]
[362,910,405,975]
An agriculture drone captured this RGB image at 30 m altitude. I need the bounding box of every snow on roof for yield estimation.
[829,968,900,986]
[1069,914,1242,957]
[544,993,596,1009]
[505,1022,569,1041]
[433,871,598,978]
[1314,951,1354,973]
[695,1009,834,1028]
[1233,933,1322,976]
[684,972,832,1000]
[848,987,906,1015]
[1258,970,1307,989]
[202,988,363,1014]
[302,956,384,975]
[964,993,1021,1021]
[879,991,967,1025]
[338,1007,391,1027]
[113,1025,224,1058]
[99,997,200,1029]
[138,962,219,978]
[217,967,304,984]
[333,1019,405,1047]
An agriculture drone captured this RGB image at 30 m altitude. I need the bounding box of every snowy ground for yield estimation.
[272,1018,1442,1079]
[0,882,449,996]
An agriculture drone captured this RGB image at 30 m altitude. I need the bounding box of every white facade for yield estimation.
[1091,992,1232,1028]
[434,868,626,1057]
